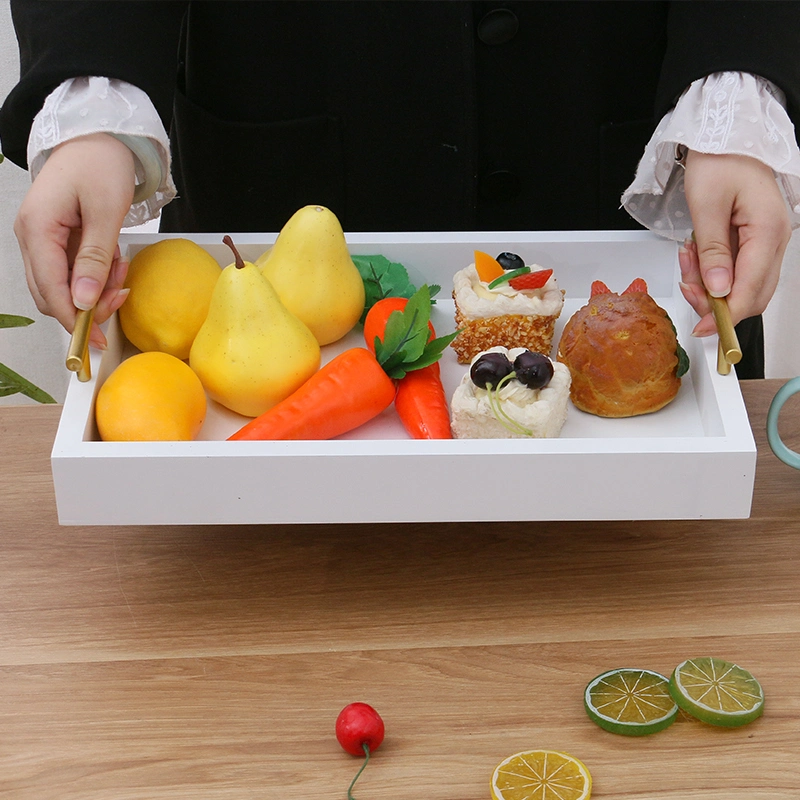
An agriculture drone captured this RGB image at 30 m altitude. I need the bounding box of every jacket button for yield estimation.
[480,170,521,202]
[477,8,519,45]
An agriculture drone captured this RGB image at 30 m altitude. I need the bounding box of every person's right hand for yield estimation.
[13,132,137,349]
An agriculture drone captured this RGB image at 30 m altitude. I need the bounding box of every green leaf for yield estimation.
[388,330,460,379]
[665,313,690,378]
[0,314,35,329]
[373,285,460,379]
[352,255,417,324]
[0,362,57,404]
[351,254,443,325]
[675,341,691,378]
[377,285,432,376]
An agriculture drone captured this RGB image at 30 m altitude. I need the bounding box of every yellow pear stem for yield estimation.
[223,235,245,269]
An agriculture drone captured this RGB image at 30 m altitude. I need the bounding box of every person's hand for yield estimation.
[678,150,791,337]
[13,132,136,349]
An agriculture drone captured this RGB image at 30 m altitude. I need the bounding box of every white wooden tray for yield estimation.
[51,231,756,524]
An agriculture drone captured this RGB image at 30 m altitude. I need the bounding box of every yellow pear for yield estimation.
[189,236,321,418]
[260,205,365,345]
[254,245,272,267]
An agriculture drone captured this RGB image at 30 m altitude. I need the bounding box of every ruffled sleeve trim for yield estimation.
[27,76,176,228]
[622,72,800,240]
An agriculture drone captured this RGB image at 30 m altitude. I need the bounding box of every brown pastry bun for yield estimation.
[557,288,681,417]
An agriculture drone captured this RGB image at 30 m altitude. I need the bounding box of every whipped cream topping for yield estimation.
[453,263,564,320]
[450,347,571,439]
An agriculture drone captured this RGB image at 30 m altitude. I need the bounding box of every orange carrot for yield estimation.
[394,362,452,439]
[363,297,453,439]
[228,347,396,441]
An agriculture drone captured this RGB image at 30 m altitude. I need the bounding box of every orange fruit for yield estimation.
[474,250,505,283]
[491,750,592,800]
[95,352,207,441]
[119,238,221,359]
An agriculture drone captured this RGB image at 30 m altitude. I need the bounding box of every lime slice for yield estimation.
[491,750,591,800]
[584,668,678,736]
[669,657,764,727]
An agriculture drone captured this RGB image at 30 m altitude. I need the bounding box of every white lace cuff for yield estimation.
[27,76,176,227]
[622,72,800,240]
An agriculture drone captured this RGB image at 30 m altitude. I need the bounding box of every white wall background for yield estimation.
[0,0,798,409]
[1,1,71,405]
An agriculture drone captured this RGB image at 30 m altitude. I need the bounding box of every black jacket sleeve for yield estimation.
[0,0,187,168]
[657,1,800,143]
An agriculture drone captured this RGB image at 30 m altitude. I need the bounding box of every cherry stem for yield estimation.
[347,742,371,800]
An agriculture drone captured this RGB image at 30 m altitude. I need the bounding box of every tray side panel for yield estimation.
[51,448,756,525]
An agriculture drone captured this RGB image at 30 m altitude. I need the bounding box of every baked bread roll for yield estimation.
[557,280,684,417]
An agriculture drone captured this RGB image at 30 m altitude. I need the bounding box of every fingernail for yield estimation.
[703,268,730,297]
[109,287,130,313]
[72,276,101,310]
[691,320,715,337]
[113,253,129,280]
[90,337,108,351]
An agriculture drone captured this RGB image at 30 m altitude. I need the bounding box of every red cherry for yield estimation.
[335,702,385,756]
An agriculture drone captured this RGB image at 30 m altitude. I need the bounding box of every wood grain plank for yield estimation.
[0,382,797,799]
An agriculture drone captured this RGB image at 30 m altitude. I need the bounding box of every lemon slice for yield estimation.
[490,749,592,800]
[584,668,678,736]
[669,657,765,727]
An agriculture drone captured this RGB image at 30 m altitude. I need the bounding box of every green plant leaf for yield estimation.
[388,330,459,379]
[0,362,57,404]
[352,255,416,324]
[374,285,460,379]
[352,254,441,324]
[0,314,34,329]
[665,313,691,378]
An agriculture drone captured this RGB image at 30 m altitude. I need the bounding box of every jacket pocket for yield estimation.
[162,88,344,233]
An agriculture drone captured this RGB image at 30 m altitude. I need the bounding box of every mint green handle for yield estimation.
[767,377,800,469]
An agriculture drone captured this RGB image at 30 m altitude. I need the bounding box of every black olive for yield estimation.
[496,252,525,271]
[513,350,554,390]
[470,352,514,389]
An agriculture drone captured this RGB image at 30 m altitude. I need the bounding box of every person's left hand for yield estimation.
[678,150,791,336]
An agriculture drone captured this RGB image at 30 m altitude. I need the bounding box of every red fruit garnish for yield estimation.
[508,268,553,291]
[336,702,385,756]
[590,280,612,297]
[622,277,649,294]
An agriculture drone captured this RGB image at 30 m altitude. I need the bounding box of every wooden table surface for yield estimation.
[1,379,798,800]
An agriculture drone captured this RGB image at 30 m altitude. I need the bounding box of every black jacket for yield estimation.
[3,0,800,235]
[2,0,796,377]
